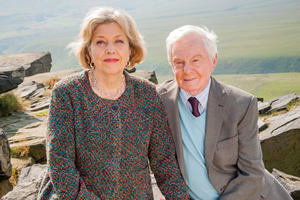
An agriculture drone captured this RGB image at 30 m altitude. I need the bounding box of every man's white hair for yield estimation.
[166,25,218,65]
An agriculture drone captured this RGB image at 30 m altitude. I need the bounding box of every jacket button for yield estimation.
[111,181,118,189]
[114,128,121,136]
[112,104,118,111]
[113,153,120,160]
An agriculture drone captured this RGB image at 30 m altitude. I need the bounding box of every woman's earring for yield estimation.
[90,62,95,70]
[127,60,131,68]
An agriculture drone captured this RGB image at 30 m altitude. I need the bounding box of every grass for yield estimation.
[156,72,300,101]
[44,77,61,89]
[10,144,30,158]
[214,73,300,101]
[33,109,49,117]
[0,93,23,117]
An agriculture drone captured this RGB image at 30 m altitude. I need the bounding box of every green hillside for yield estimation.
[0,0,300,75]
[157,73,300,101]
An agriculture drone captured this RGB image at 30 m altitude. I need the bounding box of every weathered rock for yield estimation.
[30,98,50,112]
[0,128,12,180]
[0,179,13,199]
[272,168,300,200]
[14,81,45,99]
[8,119,47,163]
[268,93,298,113]
[11,157,36,172]
[132,69,158,84]
[0,64,25,94]
[0,111,47,163]
[0,52,52,77]
[1,164,47,200]
[151,173,165,200]
[258,117,268,132]
[259,105,300,177]
[1,164,165,200]
[0,112,43,137]
[258,101,271,114]
[24,67,84,84]
[24,67,159,85]
[125,67,136,73]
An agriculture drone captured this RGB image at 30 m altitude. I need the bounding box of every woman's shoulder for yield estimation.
[52,70,88,93]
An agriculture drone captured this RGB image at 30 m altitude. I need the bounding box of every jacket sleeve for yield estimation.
[220,96,264,200]
[45,85,100,200]
[148,91,188,199]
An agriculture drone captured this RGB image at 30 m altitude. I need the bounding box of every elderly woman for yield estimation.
[38,7,187,200]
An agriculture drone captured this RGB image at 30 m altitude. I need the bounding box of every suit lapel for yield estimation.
[205,77,226,173]
[159,80,187,180]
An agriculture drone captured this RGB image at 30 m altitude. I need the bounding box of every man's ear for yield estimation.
[211,53,218,70]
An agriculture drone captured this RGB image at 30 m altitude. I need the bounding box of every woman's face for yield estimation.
[89,22,131,77]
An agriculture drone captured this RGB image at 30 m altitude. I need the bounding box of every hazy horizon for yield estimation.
[1,0,300,75]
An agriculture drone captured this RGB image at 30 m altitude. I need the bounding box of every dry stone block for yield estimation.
[0,128,12,180]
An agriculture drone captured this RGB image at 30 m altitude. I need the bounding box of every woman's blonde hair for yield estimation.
[68,7,146,69]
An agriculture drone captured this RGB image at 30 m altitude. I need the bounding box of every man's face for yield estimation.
[170,33,217,96]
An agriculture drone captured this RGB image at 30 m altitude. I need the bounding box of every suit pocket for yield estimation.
[216,134,238,150]
[213,135,238,172]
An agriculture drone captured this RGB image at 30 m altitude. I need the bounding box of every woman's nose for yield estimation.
[105,43,115,54]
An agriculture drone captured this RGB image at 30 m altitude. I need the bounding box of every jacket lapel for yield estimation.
[205,77,226,173]
[159,80,187,180]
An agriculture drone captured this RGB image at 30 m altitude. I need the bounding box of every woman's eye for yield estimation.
[96,40,105,44]
[116,40,124,43]
[193,59,200,62]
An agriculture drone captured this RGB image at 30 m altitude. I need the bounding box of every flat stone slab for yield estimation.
[268,93,298,113]
[272,168,300,199]
[259,105,300,141]
[1,164,47,200]
[258,101,271,114]
[0,52,52,77]
[0,64,24,94]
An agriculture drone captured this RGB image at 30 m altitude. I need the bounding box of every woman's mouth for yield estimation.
[104,58,119,63]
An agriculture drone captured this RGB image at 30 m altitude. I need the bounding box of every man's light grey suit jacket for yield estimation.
[157,76,292,200]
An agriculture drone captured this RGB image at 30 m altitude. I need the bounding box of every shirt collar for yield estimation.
[179,78,211,112]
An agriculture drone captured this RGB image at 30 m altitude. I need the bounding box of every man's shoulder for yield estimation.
[156,79,176,94]
[212,77,254,99]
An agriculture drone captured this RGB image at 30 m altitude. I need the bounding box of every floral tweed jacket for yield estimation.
[38,70,188,199]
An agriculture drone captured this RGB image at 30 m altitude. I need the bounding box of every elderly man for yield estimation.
[157,25,291,200]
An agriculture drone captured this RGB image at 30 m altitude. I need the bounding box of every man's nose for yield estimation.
[183,63,193,73]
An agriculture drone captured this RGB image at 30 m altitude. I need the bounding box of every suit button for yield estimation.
[111,181,117,189]
[113,153,120,160]
[114,128,121,136]
[112,104,118,111]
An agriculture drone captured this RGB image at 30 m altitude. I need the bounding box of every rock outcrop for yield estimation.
[133,69,158,84]
[0,128,12,180]
[1,164,47,200]
[259,104,300,177]
[14,81,46,99]
[0,179,13,199]
[272,168,300,200]
[258,93,298,114]
[0,64,25,94]
[0,128,13,199]
[0,52,52,77]
[1,164,165,200]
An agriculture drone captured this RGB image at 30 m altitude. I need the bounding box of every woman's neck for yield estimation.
[89,70,126,100]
